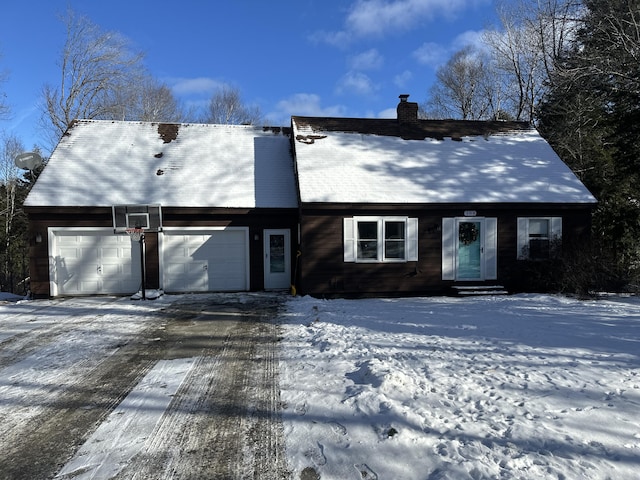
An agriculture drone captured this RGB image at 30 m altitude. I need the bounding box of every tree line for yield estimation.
[1,1,639,295]
[40,9,264,148]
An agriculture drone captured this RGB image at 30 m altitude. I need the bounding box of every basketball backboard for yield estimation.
[113,205,163,233]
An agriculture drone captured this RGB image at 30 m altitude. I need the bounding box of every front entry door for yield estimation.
[264,229,291,290]
[457,219,483,280]
[442,217,497,281]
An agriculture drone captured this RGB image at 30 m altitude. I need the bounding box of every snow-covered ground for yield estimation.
[278,294,640,480]
[2,293,639,479]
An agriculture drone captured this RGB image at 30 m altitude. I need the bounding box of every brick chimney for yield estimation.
[397,94,419,125]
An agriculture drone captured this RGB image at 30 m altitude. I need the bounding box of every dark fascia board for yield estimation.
[292,116,532,141]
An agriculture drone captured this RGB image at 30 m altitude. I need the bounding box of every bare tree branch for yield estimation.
[425,47,498,120]
[40,8,146,146]
[202,86,263,125]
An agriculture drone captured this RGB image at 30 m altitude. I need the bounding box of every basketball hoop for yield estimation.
[125,228,144,242]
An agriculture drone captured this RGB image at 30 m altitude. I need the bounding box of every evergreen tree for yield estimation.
[539,0,640,286]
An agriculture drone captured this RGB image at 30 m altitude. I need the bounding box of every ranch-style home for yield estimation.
[24,95,597,298]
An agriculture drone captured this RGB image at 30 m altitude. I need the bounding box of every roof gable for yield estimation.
[25,120,297,209]
[292,116,597,204]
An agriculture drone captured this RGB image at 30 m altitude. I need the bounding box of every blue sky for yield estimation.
[1,0,498,151]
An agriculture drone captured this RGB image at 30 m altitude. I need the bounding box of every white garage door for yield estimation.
[50,229,141,296]
[162,228,249,292]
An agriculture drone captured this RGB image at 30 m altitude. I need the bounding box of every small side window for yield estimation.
[517,217,562,260]
[528,219,550,260]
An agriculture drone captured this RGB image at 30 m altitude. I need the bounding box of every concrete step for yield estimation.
[451,285,509,296]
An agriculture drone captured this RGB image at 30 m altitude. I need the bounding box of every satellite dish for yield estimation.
[14,152,43,171]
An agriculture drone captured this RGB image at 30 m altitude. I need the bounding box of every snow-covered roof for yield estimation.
[292,117,597,204]
[25,120,298,208]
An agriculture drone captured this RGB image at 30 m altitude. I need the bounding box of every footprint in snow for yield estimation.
[436,443,449,457]
[294,401,307,416]
[327,420,347,436]
[304,442,326,466]
[355,463,378,479]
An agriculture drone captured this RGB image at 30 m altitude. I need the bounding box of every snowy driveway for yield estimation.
[0,293,288,480]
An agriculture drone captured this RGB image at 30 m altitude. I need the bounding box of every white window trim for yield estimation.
[517,217,562,260]
[344,216,418,263]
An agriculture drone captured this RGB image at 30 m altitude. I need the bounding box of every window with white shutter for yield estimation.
[517,217,562,260]
[343,216,418,263]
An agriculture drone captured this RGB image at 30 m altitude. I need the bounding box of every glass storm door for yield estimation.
[263,229,291,290]
[457,220,483,280]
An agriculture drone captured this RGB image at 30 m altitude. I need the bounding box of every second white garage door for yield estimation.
[161,228,249,292]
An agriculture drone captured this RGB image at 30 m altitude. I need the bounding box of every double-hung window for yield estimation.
[344,216,418,263]
[517,217,562,260]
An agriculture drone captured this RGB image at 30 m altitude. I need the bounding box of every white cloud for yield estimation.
[311,0,489,46]
[349,49,384,71]
[168,77,223,96]
[412,29,488,69]
[270,93,348,120]
[393,70,413,88]
[336,71,378,96]
[378,107,397,118]
[453,29,488,51]
[346,0,486,37]
[412,42,448,67]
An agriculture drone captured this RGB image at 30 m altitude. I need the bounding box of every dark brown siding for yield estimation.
[25,206,297,297]
[297,203,594,297]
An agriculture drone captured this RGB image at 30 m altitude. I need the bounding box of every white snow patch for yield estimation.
[55,357,197,480]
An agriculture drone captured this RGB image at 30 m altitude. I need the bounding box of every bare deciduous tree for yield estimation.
[202,86,263,125]
[40,8,146,145]
[105,76,184,123]
[424,46,496,120]
[0,134,25,291]
[484,0,581,122]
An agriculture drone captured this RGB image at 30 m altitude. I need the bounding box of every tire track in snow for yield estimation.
[1,294,288,480]
[0,301,167,480]
[110,296,289,480]
[55,357,198,480]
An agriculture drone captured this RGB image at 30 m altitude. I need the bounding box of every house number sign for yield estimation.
[464,210,477,217]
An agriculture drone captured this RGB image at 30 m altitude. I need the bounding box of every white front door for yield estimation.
[264,229,291,290]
